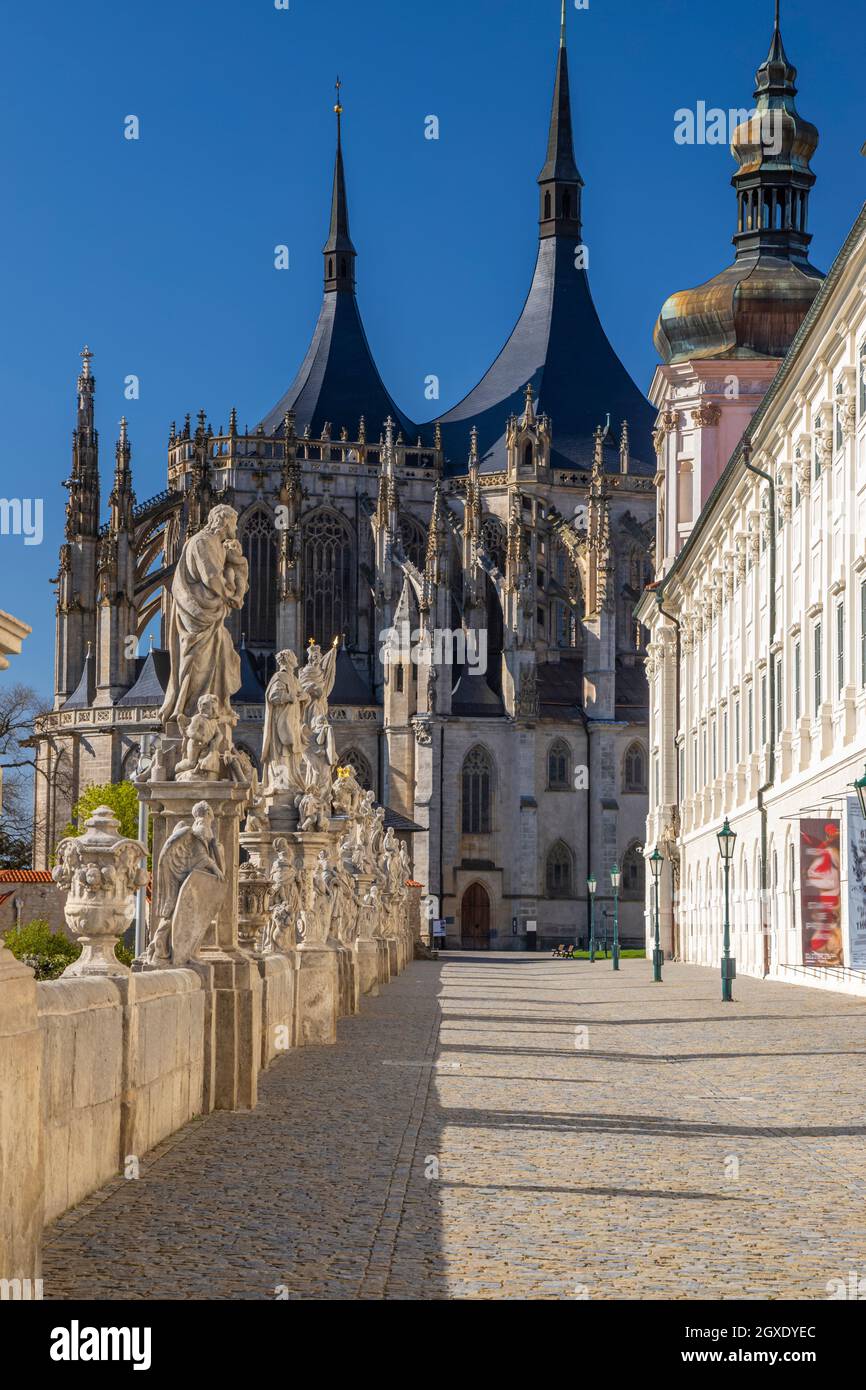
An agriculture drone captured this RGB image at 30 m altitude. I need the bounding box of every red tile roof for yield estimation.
[0,869,54,883]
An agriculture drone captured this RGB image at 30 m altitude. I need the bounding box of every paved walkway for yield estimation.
[43,955,866,1300]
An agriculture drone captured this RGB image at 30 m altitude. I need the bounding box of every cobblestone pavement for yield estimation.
[43,955,866,1300]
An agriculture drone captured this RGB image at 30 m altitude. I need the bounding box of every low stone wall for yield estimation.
[0,920,416,1288]
[0,950,43,1281]
[36,969,207,1225]
[118,971,206,1162]
[37,977,124,1226]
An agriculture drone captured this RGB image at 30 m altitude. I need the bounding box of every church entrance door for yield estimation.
[461,883,491,950]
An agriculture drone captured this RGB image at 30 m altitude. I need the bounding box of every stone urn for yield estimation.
[52,806,149,977]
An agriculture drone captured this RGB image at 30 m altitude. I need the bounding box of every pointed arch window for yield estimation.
[547,739,571,790]
[623,741,647,793]
[481,517,506,573]
[552,599,576,649]
[546,841,573,897]
[341,748,373,791]
[544,190,552,220]
[462,746,492,834]
[398,514,426,570]
[303,508,354,648]
[239,508,278,646]
[622,842,645,898]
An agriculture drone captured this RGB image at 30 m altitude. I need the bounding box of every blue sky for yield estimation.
[1,0,863,694]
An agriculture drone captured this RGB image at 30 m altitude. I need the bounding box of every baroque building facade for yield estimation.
[639,10,866,993]
[34,14,656,949]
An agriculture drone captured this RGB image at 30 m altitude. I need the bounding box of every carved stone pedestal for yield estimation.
[354,940,379,998]
[137,779,262,1110]
[352,873,379,997]
[385,938,399,978]
[377,938,392,986]
[296,944,339,1045]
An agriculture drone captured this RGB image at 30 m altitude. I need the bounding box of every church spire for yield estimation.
[323,77,357,293]
[538,2,583,238]
[730,0,818,266]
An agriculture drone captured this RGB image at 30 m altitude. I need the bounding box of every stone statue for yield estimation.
[298,637,341,727]
[261,649,304,795]
[176,693,223,781]
[160,504,248,731]
[332,765,364,820]
[262,837,302,953]
[311,849,338,944]
[142,801,225,967]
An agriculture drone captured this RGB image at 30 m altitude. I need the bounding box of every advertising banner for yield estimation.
[847,796,866,969]
[800,818,843,966]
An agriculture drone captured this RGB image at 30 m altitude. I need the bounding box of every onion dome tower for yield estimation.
[433,2,656,477]
[260,83,416,440]
[654,2,824,364]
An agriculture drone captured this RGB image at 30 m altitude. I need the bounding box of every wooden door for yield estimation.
[461,883,491,950]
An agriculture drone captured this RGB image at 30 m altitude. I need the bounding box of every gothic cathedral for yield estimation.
[34,20,656,949]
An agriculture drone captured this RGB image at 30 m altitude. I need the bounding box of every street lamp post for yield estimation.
[717,818,737,1003]
[649,846,664,983]
[610,865,621,971]
[587,875,597,962]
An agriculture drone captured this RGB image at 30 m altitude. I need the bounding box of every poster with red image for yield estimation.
[800,818,843,966]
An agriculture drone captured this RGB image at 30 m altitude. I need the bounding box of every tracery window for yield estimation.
[341,748,372,790]
[622,843,645,898]
[623,741,647,792]
[303,509,354,648]
[546,841,573,897]
[461,746,492,834]
[547,739,571,790]
[240,508,278,646]
[398,514,426,570]
[481,517,506,573]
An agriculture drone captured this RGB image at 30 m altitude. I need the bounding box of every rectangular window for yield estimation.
[837,602,845,695]
[761,673,768,745]
[654,754,660,807]
[723,711,729,772]
[711,716,717,779]
[693,735,698,793]
[702,727,707,782]
[679,744,685,798]
[775,657,783,739]
[794,642,801,721]
[748,689,754,754]
[814,621,823,713]
[861,581,866,687]
[734,700,741,764]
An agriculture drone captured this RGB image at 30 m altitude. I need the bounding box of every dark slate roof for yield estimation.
[259,291,417,440]
[117,649,170,707]
[383,807,423,833]
[614,661,649,721]
[435,236,656,477]
[61,650,95,710]
[258,116,417,443]
[329,647,374,706]
[536,658,585,720]
[450,672,505,718]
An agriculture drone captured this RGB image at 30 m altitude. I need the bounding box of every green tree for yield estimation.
[62,781,141,842]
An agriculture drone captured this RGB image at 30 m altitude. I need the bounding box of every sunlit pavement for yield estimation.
[43,954,866,1300]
